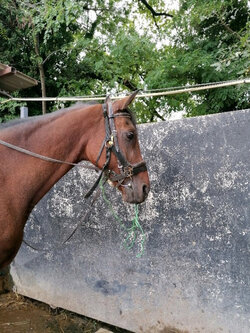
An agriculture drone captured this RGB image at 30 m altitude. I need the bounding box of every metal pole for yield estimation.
[20,106,28,118]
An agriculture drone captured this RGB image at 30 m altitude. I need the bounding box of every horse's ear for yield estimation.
[120,90,139,109]
[124,90,139,108]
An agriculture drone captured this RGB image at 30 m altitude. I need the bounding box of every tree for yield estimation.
[0,0,249,123]
[0,0,79,115]
[146,0,249,116]
[0,0,161,121]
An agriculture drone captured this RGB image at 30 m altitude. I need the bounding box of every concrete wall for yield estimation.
[11,109,250,333]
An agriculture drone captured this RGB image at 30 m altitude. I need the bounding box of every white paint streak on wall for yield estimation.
[49,193,74,218]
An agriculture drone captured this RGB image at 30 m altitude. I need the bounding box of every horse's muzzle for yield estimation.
[122,178,150,204]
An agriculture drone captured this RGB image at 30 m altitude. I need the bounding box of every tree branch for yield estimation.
[214,12,241,40]
[118,77,138,91]
[0,89,12,98]
[42,48,66,65]
[219,19,241,40]
[85,18,100,39]
[150,109,165,121]
[138,0,173,18]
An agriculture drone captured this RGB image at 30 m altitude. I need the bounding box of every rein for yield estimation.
[0,139,98,170]
[22,175,145,258]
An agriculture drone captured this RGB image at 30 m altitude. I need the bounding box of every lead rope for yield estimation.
[99,176,146,258]
[23,178,146,258]
[22,187,102,252]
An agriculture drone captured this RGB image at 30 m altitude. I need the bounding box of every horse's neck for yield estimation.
[1,105,103,216]
[6,106,100,161]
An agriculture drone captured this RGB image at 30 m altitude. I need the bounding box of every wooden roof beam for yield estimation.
[0,66,16,78]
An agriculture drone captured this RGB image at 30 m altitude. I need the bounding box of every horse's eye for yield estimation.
[126,132,134,140]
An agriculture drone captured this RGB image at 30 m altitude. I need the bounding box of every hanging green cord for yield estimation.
[99,176,145,258]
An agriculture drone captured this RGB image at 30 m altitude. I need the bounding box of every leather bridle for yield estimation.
[84,101,147,198]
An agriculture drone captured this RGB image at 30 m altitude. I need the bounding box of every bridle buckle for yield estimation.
[124,165,133,178]
[105,135,114,148]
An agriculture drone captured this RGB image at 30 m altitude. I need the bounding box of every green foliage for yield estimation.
[150,0,250,117]
[0,98,26,123]
[0,0,249,122]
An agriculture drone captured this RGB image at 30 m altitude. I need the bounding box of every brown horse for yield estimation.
[0,93,150,268]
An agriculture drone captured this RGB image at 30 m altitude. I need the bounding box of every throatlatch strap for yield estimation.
[95,140,105,166]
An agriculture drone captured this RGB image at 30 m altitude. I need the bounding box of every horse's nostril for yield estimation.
[142,184,149,198]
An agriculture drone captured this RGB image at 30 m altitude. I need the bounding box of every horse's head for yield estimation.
[87,92,150,204]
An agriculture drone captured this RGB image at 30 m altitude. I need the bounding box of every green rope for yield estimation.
[99,177,145,258]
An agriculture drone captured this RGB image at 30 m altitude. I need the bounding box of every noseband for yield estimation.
[84,101,147,198]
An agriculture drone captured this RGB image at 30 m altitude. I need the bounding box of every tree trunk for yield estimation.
[38,63,47,115]
[34,34,47,114]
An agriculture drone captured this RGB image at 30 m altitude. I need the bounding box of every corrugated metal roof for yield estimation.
[0,63,38,94]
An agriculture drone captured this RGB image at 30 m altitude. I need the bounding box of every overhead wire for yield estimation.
[0,78,249,104]
[141,79,249,92]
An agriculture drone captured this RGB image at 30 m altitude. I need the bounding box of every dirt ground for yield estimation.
[0,292,129,333]
[0,292,189,333]
[0,273,185,333]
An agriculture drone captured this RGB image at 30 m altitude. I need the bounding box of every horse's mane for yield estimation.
[0,101,136,130]
[0,102,99,130]
[0,116,36,129]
